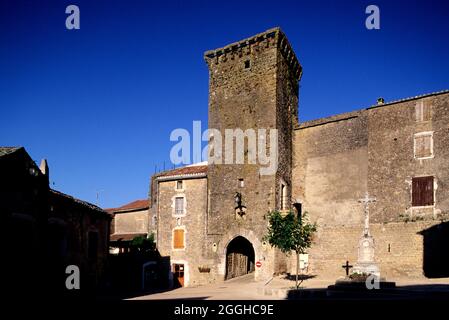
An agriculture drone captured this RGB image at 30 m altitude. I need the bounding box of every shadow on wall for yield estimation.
[419,221,449,278]
[108,251,171,296]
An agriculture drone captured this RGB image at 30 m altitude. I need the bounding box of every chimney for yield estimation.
[39,159,49,185]
[377,97,385,105]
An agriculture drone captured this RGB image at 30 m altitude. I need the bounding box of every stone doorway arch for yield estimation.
[225,236,255,280]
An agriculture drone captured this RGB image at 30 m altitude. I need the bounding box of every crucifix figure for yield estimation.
[358,192,376,237]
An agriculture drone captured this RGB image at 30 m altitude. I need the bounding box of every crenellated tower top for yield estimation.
[204,27,302,82]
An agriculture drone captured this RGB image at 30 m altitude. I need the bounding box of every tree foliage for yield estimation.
[264,211,317,288]
[130,233,156,253]
[265,211,316,255]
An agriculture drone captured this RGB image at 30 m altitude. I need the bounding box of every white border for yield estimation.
[414,131,434,160]
[172,225,186,251]
[170,259,189,287]
[171,193,187,217]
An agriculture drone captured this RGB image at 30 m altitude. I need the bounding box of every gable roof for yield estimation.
[106,199,149,213]
[155,162,208,181]
[0,147,22,157]
[50,189,111,216]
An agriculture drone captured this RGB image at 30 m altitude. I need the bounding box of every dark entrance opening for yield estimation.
[172,263,185,287]
[225,236,255,280]
[419,222,449,278]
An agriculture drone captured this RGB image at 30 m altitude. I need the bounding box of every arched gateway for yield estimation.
[225,236,255,280]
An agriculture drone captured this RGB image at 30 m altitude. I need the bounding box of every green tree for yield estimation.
[130,233,156,253]
[264,211,317,289]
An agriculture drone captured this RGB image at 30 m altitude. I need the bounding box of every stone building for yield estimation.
[294,90,449,279]
[107,199,162,292]
[108,199,151,253]
[0,146,111,296]
[151,162,208,287]
[47,189,111,293]
[151,27,449,287]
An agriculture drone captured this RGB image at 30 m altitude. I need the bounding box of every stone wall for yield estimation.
[292,92,449,279]
[114,208,149,234]
[367,93,449,223]
[49,190,111,290]
[1,147,111,295]
[289,220,448,279]
[293,111,368,228]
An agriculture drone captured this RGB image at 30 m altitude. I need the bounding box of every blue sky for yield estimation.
[1,0,448,208]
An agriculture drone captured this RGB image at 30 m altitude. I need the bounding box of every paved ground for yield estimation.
[129,273,449,300]
[130,274,275,300]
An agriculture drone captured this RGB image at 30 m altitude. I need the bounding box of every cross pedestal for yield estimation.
[328,192,396,293]
[352,235,380,277]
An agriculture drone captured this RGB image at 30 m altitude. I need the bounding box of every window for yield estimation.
[414,132,433,159]
[239,179,244,188]
[173,229,185,249]
[415,100,431,122]
[280,183,288,210]
[175,197,184,215]
[244,60,250,69]
[176,180,183,190]
[412,176,434,207]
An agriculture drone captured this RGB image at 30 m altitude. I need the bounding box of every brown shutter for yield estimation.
[424,176,434,205]
[412,176,434,206]
[173,229,184,249]
[412,178,420,206]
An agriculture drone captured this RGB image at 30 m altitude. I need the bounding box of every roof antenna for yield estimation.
[96,189,104,206]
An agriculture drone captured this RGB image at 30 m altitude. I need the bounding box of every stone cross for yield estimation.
[342,260,353,276]
[358,192,376,237]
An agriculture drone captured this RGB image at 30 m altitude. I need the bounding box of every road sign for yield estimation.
[255,261,262,268]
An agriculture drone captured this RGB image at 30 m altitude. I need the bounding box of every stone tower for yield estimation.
[204,28,302,280]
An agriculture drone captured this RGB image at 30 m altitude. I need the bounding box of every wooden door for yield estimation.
[226,252,249,279]
[173,264,184,287]
[226,253,234,279]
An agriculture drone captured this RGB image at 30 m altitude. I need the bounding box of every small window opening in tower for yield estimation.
[244,60,250,69]
[280,183,288,210]
[239,179,244,188]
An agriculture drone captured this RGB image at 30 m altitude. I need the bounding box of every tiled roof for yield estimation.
[367,89,449,110]
[297,110,362,129]
[106,199,149,213]
[296,89,449,130]
[0,147,22,157]
[50,189,111,216]
[110,232,147,242]
[156,164,207,180]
